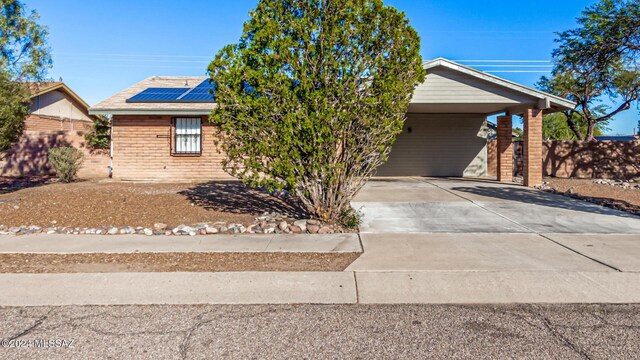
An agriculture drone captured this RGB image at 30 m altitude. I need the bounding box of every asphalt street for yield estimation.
[0,304,638,359]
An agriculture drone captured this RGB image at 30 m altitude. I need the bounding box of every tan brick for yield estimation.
[496,115,513,182]
[523,109,543,187]
[111,115,232,181]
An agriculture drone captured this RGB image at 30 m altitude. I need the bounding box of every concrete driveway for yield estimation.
[352,177,640,234]
[348,178,640,298]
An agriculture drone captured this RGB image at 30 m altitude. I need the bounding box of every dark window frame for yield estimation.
[171,117,203,156]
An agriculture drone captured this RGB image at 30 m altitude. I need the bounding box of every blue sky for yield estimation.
[27,0,639,135]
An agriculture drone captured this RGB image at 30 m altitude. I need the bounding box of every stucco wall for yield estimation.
[511,140,640,179]
[29,90,93,123]
[376,114,488,177]
[542,140,640,179]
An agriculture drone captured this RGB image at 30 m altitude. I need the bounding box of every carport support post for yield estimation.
[496,115,513,183]
[523,108,543,187]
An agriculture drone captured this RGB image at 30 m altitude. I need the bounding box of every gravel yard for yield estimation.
[0,252,360,273]
[545,177,640,215]
[0,178,307,228]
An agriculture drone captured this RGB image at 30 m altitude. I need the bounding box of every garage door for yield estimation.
[376,114,488,177]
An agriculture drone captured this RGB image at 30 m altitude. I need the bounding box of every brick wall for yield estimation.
[24,114,93,132]
[0,129,110,178]
[512,140,640,179]
[487,140,497,177]
[496,115,513,182]
[111,115,232,181]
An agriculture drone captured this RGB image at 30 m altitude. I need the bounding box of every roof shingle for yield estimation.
[90,76,214,114]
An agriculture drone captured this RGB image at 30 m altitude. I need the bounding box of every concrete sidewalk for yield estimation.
[2,269,640,305]
[346,233,613,272]
[1,226,640,305]
[355,271,640,303]
[2,231,640,306]
[0,272,357,306]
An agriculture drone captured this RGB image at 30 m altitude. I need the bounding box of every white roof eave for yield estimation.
[89,108,214,116]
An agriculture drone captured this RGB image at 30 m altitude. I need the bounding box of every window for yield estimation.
[174,117,202,155]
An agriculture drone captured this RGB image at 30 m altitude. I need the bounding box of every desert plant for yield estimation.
[209,0,425,222]
[339,207,364,229]
[48,146,84,182]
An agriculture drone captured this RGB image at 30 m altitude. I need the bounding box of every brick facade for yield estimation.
[486,140,497,177]
[496,115,513,182]
[523,109,543,187]
[111,115,232,181]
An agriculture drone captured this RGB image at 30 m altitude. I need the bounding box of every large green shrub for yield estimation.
[0,70,29,153]
[84,114,111,150]
[48,146,84,182]
[209,0,425,222]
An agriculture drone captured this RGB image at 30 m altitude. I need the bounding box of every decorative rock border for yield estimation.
[0,212,350,236]
[537,184,640,216]
[591,178,640,190]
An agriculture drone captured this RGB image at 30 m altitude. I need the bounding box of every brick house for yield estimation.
[90,58,576,186]
[0,82,110,178]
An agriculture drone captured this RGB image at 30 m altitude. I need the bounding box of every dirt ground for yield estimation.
[545,178,640,215]
[0,178,308,228]
[0,252,360,273]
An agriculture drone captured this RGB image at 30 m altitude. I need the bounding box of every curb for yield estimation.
[0,272,357,306]
[2,270,640,306]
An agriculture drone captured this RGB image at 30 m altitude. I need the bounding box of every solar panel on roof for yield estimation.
[126,88,190,103]
[178,80,215,102]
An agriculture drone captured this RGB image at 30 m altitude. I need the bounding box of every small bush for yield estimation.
[339,207,363,229]
[48,147,84,182]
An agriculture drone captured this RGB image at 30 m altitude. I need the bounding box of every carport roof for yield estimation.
[409,58,576,115]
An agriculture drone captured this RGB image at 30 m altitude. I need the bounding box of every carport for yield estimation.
[376,58,576,187]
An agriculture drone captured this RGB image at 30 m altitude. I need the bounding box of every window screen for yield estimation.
[174,117,202,155]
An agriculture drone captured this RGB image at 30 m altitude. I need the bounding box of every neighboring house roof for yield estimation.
[27,81,92,111]
[89,58,577,116]
[90,76,213,115]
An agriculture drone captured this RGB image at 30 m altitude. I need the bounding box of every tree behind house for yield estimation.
[537,0,639,141]
[0,0,51,81]
[0,71,29,153]
[542,112,607,140]
[84,115,111,150]
[0,0,51,153]
[208,0,425,223]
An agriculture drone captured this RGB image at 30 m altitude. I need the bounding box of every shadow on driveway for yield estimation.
[452,185,639,219]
